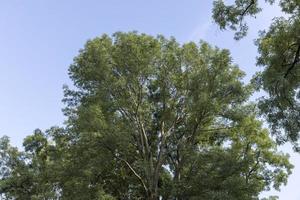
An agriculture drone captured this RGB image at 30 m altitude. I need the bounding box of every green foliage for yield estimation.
[0,32,293,199]
[64,32,252,198]
[213,0,300,148]
[256,15,300,147]
[0,132,58,200]
[212,0,276,40]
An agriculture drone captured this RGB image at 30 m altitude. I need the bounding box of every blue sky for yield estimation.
[0,1,299,199]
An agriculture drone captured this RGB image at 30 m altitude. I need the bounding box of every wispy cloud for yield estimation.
[188,20,212,42]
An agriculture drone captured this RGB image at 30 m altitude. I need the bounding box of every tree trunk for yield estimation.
[174,148,182,200]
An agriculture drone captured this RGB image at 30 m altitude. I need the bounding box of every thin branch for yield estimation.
[117,157,148,194]
[240,0,256,18]
[284,44,300,78]
[246,151,261,184]
[101,143,148,194]
[198,126,234,132]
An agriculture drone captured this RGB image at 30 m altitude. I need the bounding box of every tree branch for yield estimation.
[117,157,148,194]
[246,151,261,184]
[101,143,148,194]
[284,43,300,78]
[240,0,256,18]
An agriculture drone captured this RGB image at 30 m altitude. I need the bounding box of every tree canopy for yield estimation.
[0,32,293,200]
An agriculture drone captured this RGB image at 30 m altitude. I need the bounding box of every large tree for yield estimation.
[64,32,253,199]
[63,32,292,199]
[213,0,300,148]
[0,32,293,199]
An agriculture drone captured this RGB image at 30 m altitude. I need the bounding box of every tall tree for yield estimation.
[0,32,294,200]
[62,32,292,199]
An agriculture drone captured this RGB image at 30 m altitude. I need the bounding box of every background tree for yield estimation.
[0,131,58,200]
[212,0,300,148]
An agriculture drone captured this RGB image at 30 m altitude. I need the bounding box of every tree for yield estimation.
[64,31,248,199]
[62,32,292,199]
[0,131,58,200]
[0,32,293,199]
[213,0,300,148]
[0,128,117,200]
